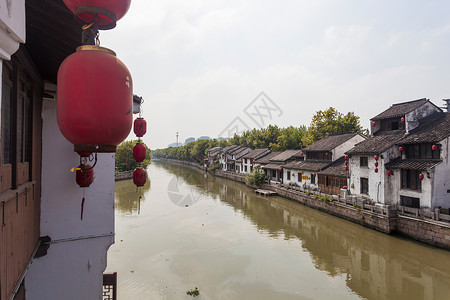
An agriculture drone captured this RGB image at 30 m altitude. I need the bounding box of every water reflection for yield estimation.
[154,161,450,300]
[115,178,151,214]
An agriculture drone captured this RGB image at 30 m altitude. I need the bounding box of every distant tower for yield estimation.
[176,132,179,147]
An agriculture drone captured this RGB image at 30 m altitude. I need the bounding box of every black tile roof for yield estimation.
[385,158,442,171]
[319,157,349,177]
[399,112,450,144]
[254,151,283,164]
[262,163,283,170]
[303,132,361,152]
[284,160,331,172]
[242,148,270,159]
[346,131,406,155]
[271,150,303,162]
[221,145,239,153]
[371,98,430,120]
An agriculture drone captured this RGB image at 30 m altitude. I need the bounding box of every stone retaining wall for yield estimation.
[397,215,450,249]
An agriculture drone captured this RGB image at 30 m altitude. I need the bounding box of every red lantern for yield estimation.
[133,143,146,162]
[279,168,283,172]
[374,155,379,161]
[345,166,349,171]
[345,155,348,160]
[374,168,379,173]
[432,145,437,151]
[399,146,404,152]
[76,164,94,187]
[342,186,347,190]
[134,118,147,137]
[345,160,348,165]
[372,121,376,126]
[62,0,131,29]
[325,152,329,156]
[313,173,316,177]
[301,152,304,156]
[387,170,392,176]
[375,162,378,167]
[57,46,133,153]
[419,173,424,180]
[401,117,405,122]
[133,167,147,187]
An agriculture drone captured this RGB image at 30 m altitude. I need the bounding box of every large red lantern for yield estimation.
[133,143,146,162]
[133,167,147,187]
[419,173,424,180]
[134,118,147,137]
[62,0,131,29]
[76,164,94,187]
[57,45,133,153]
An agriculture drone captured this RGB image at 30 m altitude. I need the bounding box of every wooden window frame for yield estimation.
[360,177,369,194]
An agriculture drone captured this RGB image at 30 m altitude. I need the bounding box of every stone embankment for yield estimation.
[154,159,450,250]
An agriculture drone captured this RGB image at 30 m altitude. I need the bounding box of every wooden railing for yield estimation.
[103,272,117,300]
[0,181,39,300]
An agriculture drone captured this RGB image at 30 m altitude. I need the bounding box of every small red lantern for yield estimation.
[375,161,378,167]
[133,143,146,162]
[399,146,404,152]
[345,155,348,160]
[345,160,348,165]
[374,155,379,161]
[279,168,283,172]
[76,164,94,187]
[387,170,392,176]
[325,152,329,156]
[133,167,147,187]
[372,121,376,126]
[313,173,316,177]
[62,0,131,30]
[57,46,133,153]
[432,145,437,151]
[345,166,349,171]
[401,117,405,122]
[301,152,304,156]
[419,173,424,180]
[134,117,147,137]
[342,186,347,190]
[374,168,379,173]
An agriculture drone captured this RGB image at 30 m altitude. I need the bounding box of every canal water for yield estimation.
[106,161,450,300]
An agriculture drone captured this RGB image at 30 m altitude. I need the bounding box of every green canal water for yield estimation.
[106,161,450,300]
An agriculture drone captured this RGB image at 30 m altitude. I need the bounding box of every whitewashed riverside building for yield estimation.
[262,150,303,182]
[219,145,240,171]
[283,132,365,193]
[346,98,446,209]
[241,148,271,174]
[228,146,251,173]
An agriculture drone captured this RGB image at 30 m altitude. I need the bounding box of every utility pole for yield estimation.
[176,132,179,147]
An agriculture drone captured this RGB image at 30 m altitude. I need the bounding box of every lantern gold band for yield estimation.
[76,45,116,56]
[74,144,117,153]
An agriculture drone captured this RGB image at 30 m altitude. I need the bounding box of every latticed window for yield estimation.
[401,169,421,191]
[361,177,369,194]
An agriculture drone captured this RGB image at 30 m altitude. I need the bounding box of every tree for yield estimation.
[305,107,365,144]
[116,140,151,172]
[247,168,266,186]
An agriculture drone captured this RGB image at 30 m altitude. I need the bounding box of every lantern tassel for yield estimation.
[81,188,86,220]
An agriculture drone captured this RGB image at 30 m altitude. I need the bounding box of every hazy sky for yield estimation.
[101,0,450,149]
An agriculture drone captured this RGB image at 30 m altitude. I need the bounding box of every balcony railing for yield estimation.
[103,272,117,300]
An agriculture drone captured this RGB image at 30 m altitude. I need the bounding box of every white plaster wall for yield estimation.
[0,0,25,59]
[25,99,115,300]
[348,155,384,203]
[333,135,366,159]
[432,138,450,209]
[284,168,317,189]
[405,102,441,133]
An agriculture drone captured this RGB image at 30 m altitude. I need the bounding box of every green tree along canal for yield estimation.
[107,161,450,300]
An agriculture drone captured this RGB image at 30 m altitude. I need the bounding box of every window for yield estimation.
[250,166,253,172]
[272,170,276,177]
[400,196,420,208]
[311,174,315,185]
[405,144,439,159]
[401,169,421,191]
[245,158,248,164]
[391,121,399,130]
[298,172,302,182]
[287,171,291,180]
[244,165,247,172]
[361,178,369,194]
[360,157,368,167]
[307,151,331,161]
